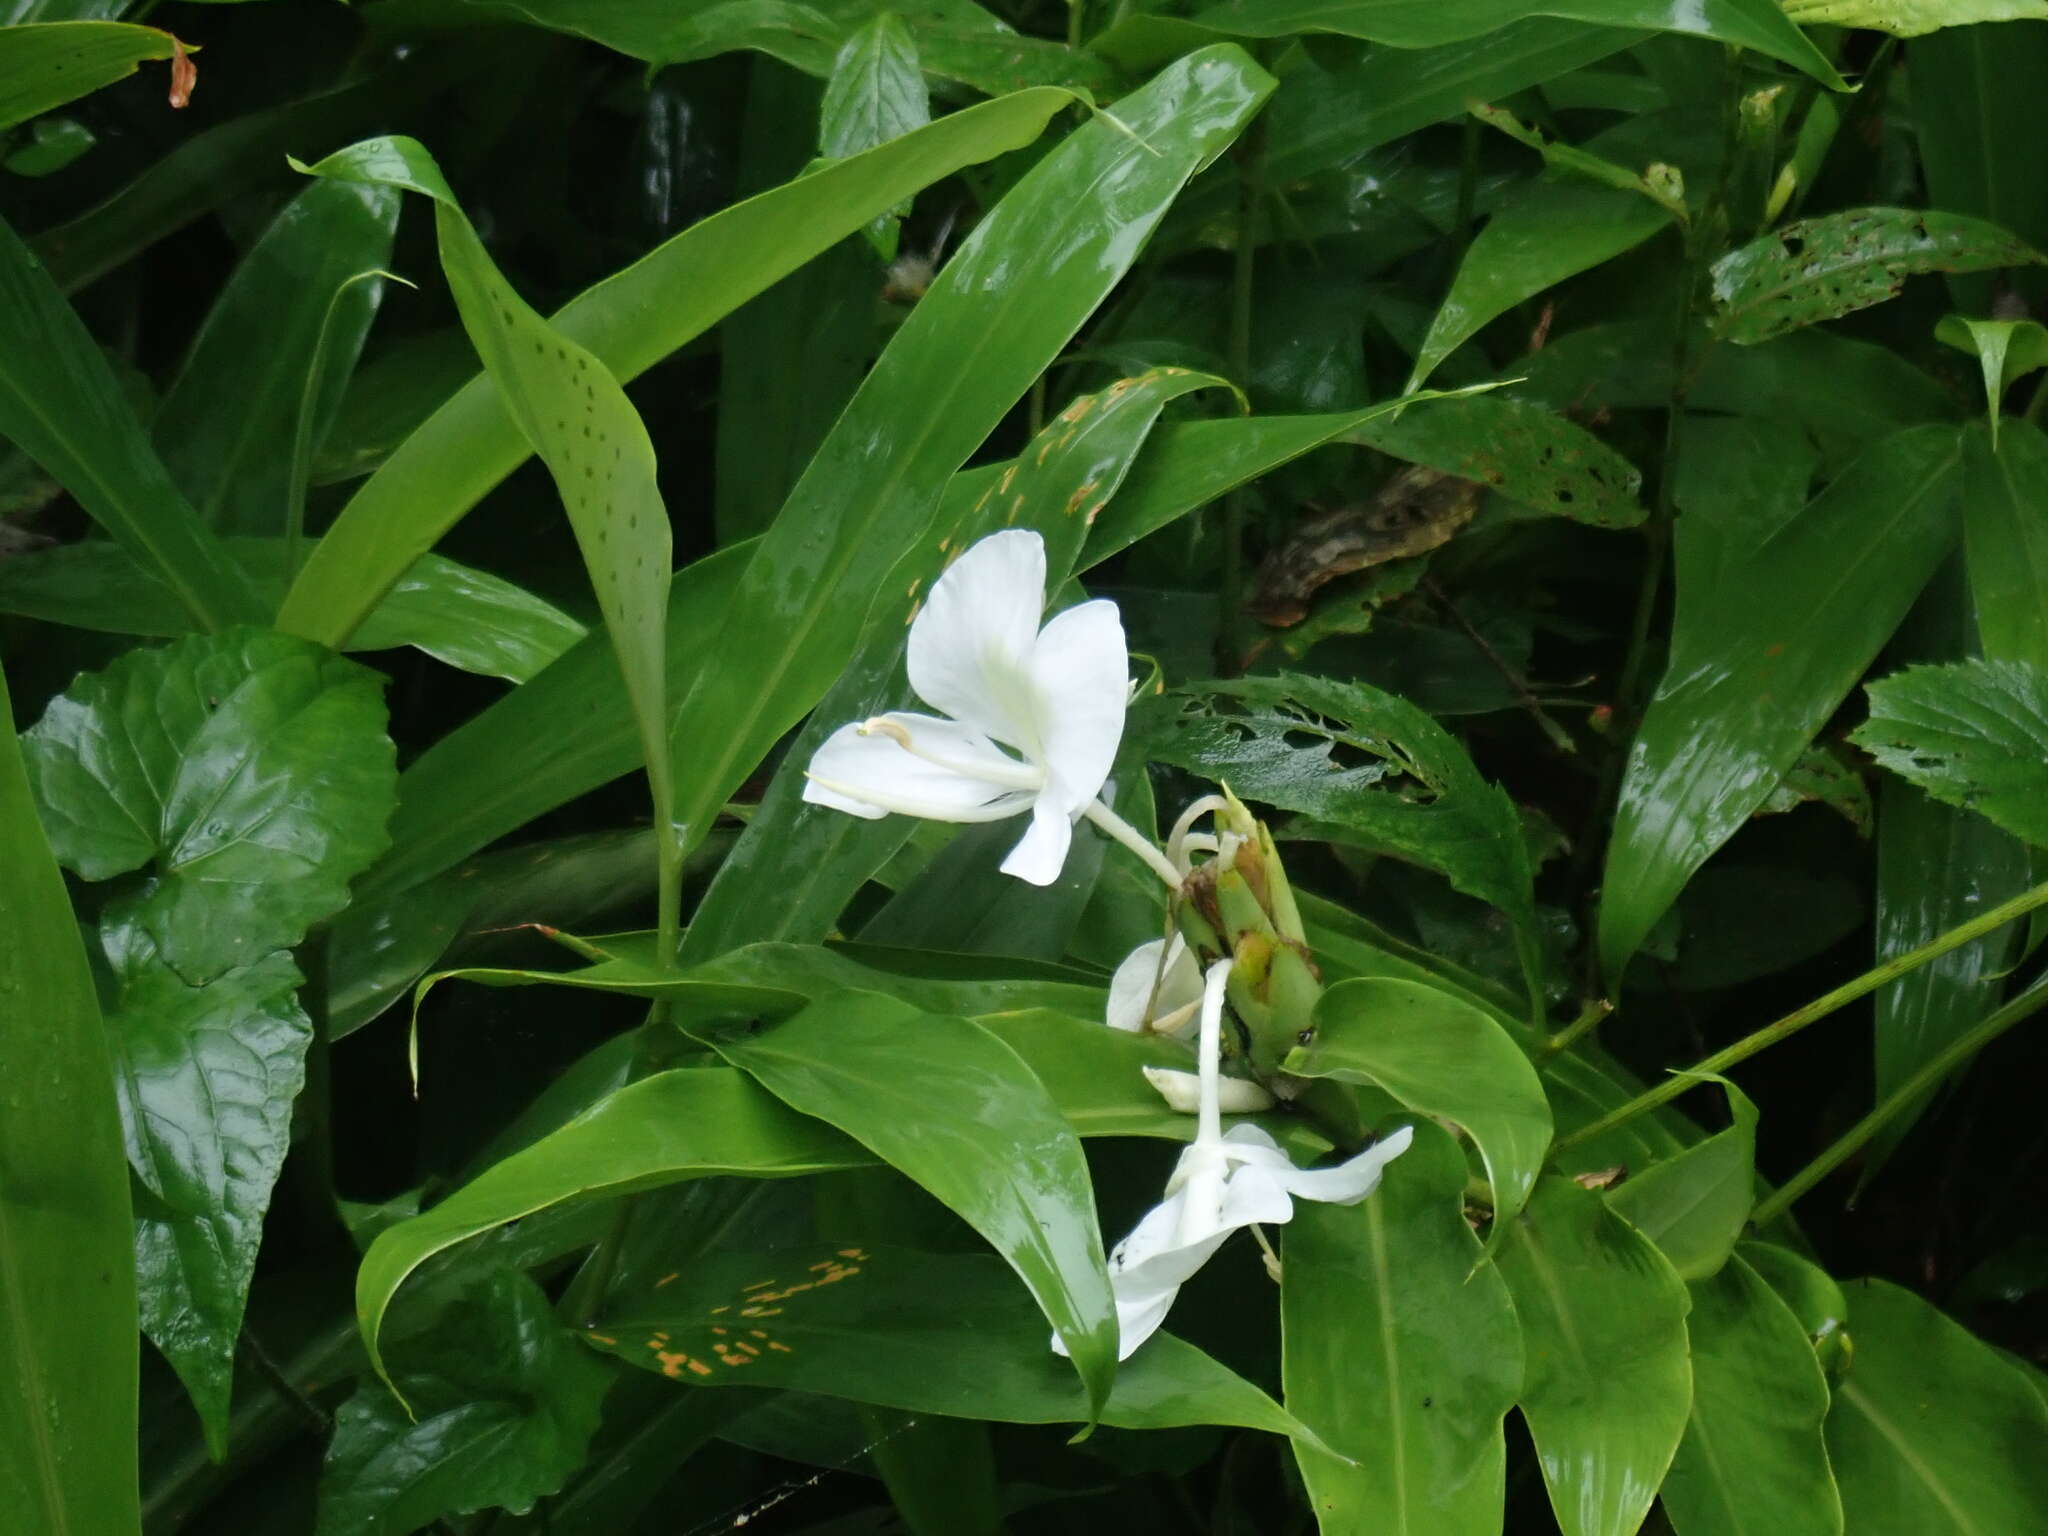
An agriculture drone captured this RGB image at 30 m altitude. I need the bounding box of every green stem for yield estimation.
[1220,84,1267,672]
[1556,877,2048,1151]
[1751,981,2048,1225]
[1542,996,1614,1060]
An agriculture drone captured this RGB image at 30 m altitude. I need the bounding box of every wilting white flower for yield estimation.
[802,529,1128,886]
[1106,934,1203,1034]
[1057,959,1412,1361]
[1141,1066,1275,1115]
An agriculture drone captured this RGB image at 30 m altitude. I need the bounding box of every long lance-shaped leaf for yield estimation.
[302,137,682,950]
[660,45,1273,856]
[273,87,1076,648]
[0,212,265,631]
[0,664,140,1536]
[0,19,179,131]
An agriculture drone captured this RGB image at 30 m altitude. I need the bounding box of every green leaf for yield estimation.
[1605,1078,1757,1280]
[1410,173,1673,390]
[1282,1120,1522,1535]
[1826,1278,2048,1533]
[820,12,929,160]
[1962,420,2048,673]
[0,537,585,683]
[1139,673,1536,933]
[1288,977,1552,1222]
[1660,1257,1843,1536]
[0,211,266,631]
[1784,0,2046,35]
[23,629,397,983]
[153,178,400,535]
[101,907,309,1451]
[0,664,139,1536]
[1495,1176,1693,1536]
[1938,317,2048,435]
[1599,424,1963,979]
[355,1068,867,1389]
[1740,1240,1848,1354]
[274,88,1074,648]
[318,1270,612,1534]
[591,1243,1311,1438]
[1711,210,2044,345]
[714,991,1117,1413]
[0,20,179,133]
[662,47,1271,862]
[1178,0,1841,82]
[1853,658,2048,847]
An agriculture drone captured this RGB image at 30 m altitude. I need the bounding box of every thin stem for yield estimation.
[1196,960,1235,1146]
[1557,877,2048,1151]
[1751,981,2048,1225]
[1084,797,1184,889]
[1422,575,1575,754]
[1542,996,1614,1060]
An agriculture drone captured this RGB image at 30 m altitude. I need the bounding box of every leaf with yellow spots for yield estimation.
[591,1244,1321,1443]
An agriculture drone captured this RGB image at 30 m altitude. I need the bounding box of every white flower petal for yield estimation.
[1274,1124,1416,1206]
[1107,935,1203,1032]
[1142,1066,1275,1115]
[803,716,1035,823]
[907,530,1048,753]
[1028,598,1129,815]
[1215,1161,1296,1229]
[998,798,1073,885]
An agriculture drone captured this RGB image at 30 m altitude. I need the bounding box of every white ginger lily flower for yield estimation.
[1106,934,1204,1034]
[1058,960,1413,1361]
[802,529,1129,886]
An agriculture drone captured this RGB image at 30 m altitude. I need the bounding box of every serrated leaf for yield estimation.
[1853,658,2048,847]
[102,906,310,1449]
[1496,1177,1693,1536]
[1288,977,1551,1222]
[821,12,930,161]
[318,1270,612,1535]
[1712,209,2044,345]
[23,628,397,982]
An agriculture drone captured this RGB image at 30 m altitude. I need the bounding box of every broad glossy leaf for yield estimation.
[275,88,1074,648]
[102,909,309,1450]
[1740,1242,1848,1350]
[1826,1278,2048,1532]
[1672,415,1817,621]
[1785,0,2046,34]
[1605,1078,1756,1280]
[1410,173,1673,390]
[821,12,928,160]
[1496,1177,1692,1536]
[23,629,397,983]
[1938,317,2048,433]
[0,20,178,132]
[684,367,1227,960]
[1283,1120,1521,1535]
[1853,659,2048,847]
[715,991,1117,1410]
[1962,420,2048,673]
[1140,674,1536,932]
[1289,977,1551,1221]
[362,541,750,901]
[0,211,265,630]
[154,178,399,535]
[307,136,681,883]
[1599,424,1963,979]
[0,536,585,683]
[1711,210,2044,345]
[663,48,1271,859]
[0,665,138,1535]
[591,1243,1309,1437]
[1182,0,1839,81]
[356,1068,868,1385]
[318,1270,611,1534]
[1661,1257,1843,1536]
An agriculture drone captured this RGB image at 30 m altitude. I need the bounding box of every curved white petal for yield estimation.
[1143,1066,1275,1115]
[1215,1161,1297,1229]
[1107,935,1203,1032]
[998,798,1074,885]
[1274,1124,1416,1206]
[907,530,1047,753]
[803,717,1035,823]
[1028,598,1129,815]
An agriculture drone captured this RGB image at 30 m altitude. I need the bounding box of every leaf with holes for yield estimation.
[101,905,311,1450]
[22,628,396,983]
[1852,659,2048,848]
[1712,209,2045,345]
